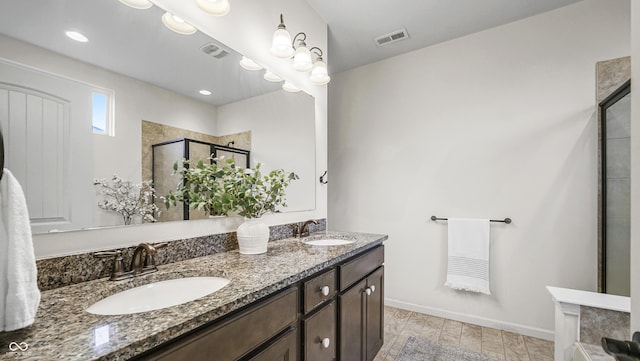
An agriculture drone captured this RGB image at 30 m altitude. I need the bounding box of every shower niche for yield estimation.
[152,138,250,222]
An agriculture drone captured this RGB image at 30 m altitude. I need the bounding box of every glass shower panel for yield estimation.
[604,91,631,296]
[153,140,185,222]
[187,141,212,220]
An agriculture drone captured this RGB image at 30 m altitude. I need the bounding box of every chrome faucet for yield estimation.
[299,219,319,237]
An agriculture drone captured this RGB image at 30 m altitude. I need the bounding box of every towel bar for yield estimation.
[431,215,512,224]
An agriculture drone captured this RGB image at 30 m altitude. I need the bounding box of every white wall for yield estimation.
[328,0,630,338]
[630,0,640,334]
[217,90,316,212]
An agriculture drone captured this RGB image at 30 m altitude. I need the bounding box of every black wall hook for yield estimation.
[319,170,327,184]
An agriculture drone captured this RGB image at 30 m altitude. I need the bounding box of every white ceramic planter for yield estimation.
[236,218,269,254]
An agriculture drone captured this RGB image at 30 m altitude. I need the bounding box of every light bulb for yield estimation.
[161,12,197,35]
[310,59,330,85]
[270,15,294,58]
[196,0,230,16]
[292,44,313,72]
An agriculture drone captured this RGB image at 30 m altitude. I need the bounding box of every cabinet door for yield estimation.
[249,328,298,361]
[339,279,366,361]
[304,301,336,361]
[365,267,384,361]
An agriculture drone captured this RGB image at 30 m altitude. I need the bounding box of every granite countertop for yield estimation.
[0,231,387,360]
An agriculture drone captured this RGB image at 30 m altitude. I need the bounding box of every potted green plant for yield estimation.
[163,158,235,217]
[164,157,298,254]
[221,159,298,253]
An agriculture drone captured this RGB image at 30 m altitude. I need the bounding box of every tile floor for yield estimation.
[375,306,554,361]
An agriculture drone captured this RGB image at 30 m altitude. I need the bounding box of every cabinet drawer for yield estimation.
[339,246,384,291]
[303,268,336,314]
[146,287,298,361]
[304,301,336,361]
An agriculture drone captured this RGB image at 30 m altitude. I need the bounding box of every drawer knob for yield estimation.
[370,285,376,293]
[365,287,372,296]
[320,285,330,296]
[322,337,330,348]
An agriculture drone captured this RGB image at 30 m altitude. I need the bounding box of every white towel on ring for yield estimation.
[445,218,491,295]
[0,169,41,331]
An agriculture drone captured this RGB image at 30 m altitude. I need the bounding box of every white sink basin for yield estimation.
[303,238,355,246]
[86,277,230,315]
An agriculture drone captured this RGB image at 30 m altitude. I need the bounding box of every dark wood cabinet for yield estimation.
[338,247,384,361]
[303,301,336,361]
[137,288,298,361]
[338,278,366,360]
[365,267,384,361]
[134,245,384,361]
[249,328,298,361]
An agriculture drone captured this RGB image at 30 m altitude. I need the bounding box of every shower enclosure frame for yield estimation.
[152,138,250,221]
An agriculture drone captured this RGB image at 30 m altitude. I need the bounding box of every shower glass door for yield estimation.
[600,80,631,296]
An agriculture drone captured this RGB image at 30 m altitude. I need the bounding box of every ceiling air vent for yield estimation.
[200,42,231,59]
[375,28,409,47]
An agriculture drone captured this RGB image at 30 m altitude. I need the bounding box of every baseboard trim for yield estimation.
[385,298,554,341]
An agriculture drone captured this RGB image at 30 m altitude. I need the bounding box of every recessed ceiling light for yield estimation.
[118,0,153,10]
[239,56,262,71]
[282,81,301,93]
[161,12,197,35]
[65,31,89,43]
[196,0,230,16]
[263,70,282,82]
[199,90,212,95]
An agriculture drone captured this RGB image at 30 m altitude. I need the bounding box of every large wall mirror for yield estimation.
[0,0,316,234]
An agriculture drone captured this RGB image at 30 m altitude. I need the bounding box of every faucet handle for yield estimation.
[144,242,168,270]
[94,250,131,281]
[288,224,300,238]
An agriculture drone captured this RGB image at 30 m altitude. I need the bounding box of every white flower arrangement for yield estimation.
[93,175,159,225]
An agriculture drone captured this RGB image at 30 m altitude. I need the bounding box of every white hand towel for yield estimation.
[445,218,491,295]
[0,169,41,331]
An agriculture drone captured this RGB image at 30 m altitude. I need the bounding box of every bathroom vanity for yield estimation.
[0,232,386,361]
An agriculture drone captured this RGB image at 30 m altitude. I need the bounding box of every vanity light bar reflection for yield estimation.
[118,0,231,35]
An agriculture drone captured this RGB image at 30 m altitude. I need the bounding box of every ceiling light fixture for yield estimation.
[270,14,294,58]
[196,0,230,16]
[239,56,263,71]
[291,33,313,72]
[309,47,330,85]
[269,14,331,85]
[118,0,153,9]
[263,70,283,82]
[65,31,89,43]
[282,81,301,93]
[199,90,212,95]
[161,12,197,35]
